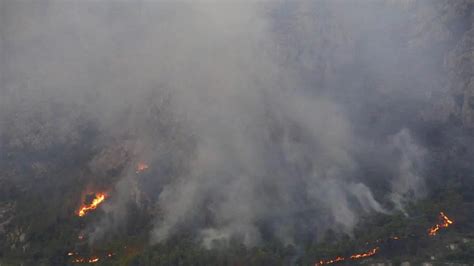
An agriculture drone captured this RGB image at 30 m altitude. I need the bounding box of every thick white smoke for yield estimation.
[1,0,437,247]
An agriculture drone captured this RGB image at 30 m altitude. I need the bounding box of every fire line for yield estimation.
[316,247,380,265]
[77,193,107,217]
[428,211,454,236]
[314,211,454,265]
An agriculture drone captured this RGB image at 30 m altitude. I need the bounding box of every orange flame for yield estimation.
[317,256,345,265]
[428,211,453,236]
[315,211,453,265]
[349,247,379,259]
[316,247,379,265]
[136,162,149,174]
[77,193,107,217]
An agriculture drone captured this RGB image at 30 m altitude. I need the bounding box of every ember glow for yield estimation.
[136,162,149,174]
[72,256,100,263]
[77,193,107,217]
[68,252,115,263]
[316,256,345,265]
[428,211,454,236]
[316,247,379,265]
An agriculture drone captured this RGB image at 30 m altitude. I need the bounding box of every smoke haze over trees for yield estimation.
[1,0,474,265]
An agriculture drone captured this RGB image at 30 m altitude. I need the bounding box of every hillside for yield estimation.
[1,1,474,265]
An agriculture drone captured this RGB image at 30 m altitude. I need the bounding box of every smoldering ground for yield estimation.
[0,0,447,248]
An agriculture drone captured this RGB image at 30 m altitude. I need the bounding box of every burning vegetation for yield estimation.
[69,190,119,264]
[316,247,380,265]
[315,212,454,265]
[70,189,456,266]
[68,252,116,264]
[70,185,456,266]
[428,212,454,236]
[71,256,100,264]
[136,162,149,174]
[77,192,107,217]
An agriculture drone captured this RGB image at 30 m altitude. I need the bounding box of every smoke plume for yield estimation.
[0,0,446,247]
